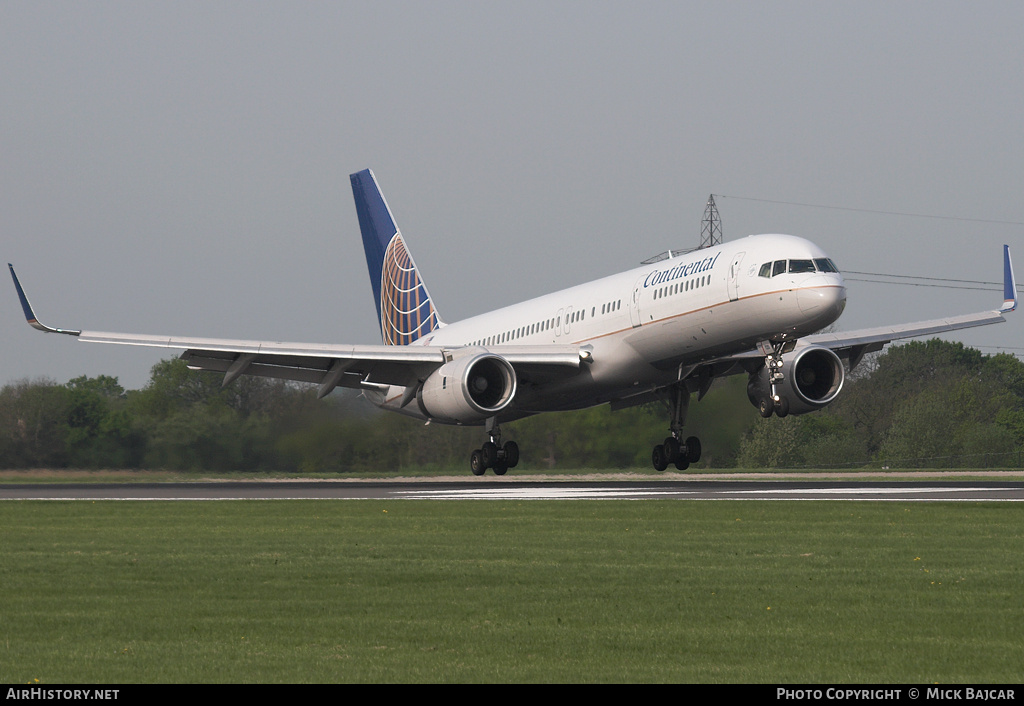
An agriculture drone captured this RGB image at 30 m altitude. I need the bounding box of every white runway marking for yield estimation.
[3,483,1023,501]
[396,486,1024,500]
[724,486,1010,495]
[396,488,671,500]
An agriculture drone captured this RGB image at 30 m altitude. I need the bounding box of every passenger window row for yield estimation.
[653,275,708,300]
[469,298,623,346]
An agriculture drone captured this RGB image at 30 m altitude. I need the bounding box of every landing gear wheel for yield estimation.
[470,450,486,476]
[775,396,790,418]
[685,436,702,463]
[674,455,690,471]
[662,437,680,463]
[758,397,774,418]
[481,441,498,468]
[493,459,509,476]
[652,444,669,472]
[503,440,519,469]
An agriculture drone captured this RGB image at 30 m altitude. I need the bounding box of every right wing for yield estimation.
[9,265,584,399]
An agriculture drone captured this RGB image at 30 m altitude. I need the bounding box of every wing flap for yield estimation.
[181,352,336,385]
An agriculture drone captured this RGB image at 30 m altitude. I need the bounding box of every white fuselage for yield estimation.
[377,234,847,419]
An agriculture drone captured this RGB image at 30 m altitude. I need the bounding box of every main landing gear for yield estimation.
[651,385,702,471]
[652,435,701,471]
[470,419,519,476]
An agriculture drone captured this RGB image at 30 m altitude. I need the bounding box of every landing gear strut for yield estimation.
[651,385,702,471]
[758,341,791,418]
[470,418,519,476]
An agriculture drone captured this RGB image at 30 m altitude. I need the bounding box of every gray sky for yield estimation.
[3,1,1022,390]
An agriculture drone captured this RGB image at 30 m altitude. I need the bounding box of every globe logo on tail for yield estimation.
[380,232,439,345]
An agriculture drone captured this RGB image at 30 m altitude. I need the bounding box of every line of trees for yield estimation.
[1,339,1022,471]
[737,339,1024,468]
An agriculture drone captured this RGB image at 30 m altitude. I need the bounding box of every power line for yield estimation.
[715,194,1024,227]
[843,270,1023,293]
[844,278,1003,292]
[844,270,1004,286]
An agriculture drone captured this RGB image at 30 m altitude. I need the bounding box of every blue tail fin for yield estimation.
[350,169,443,345]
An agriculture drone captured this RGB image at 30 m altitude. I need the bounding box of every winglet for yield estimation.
[8,264,81,336]
[1001,245,1017,313]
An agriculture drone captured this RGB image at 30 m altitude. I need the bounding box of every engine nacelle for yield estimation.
[417,353,517,424]
[747,345,845,416]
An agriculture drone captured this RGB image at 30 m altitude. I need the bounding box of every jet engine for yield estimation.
[418,353,517,424]
[747,345,845,416]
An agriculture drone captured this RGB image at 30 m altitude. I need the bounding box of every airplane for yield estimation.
[9,169,1018,475]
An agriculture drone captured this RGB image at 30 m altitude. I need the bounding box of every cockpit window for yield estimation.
[814,258,839,273]
[788,259,815,274]
[772,260,787,277]
[758,263,772,278]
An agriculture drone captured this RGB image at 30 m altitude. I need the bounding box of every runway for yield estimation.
[3,479,1024,501]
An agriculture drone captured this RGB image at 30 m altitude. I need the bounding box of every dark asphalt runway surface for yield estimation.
[3,480,1024,501]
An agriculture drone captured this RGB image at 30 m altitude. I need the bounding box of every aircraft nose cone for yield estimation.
[797,277,847,316]
[796,276,829,313]
[835,284,848,315]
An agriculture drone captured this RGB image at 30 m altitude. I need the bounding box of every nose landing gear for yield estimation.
[756,340,793,418]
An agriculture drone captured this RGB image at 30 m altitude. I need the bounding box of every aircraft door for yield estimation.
[555,308,564,337]
[727,251,745,302]
[629,276,644,328]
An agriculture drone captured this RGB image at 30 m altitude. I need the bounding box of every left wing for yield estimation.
[9,265,583,398]
[800,309,1006,370]
[802,243,1016,368]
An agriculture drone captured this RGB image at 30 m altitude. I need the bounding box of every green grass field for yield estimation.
[1,500,1021,683]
